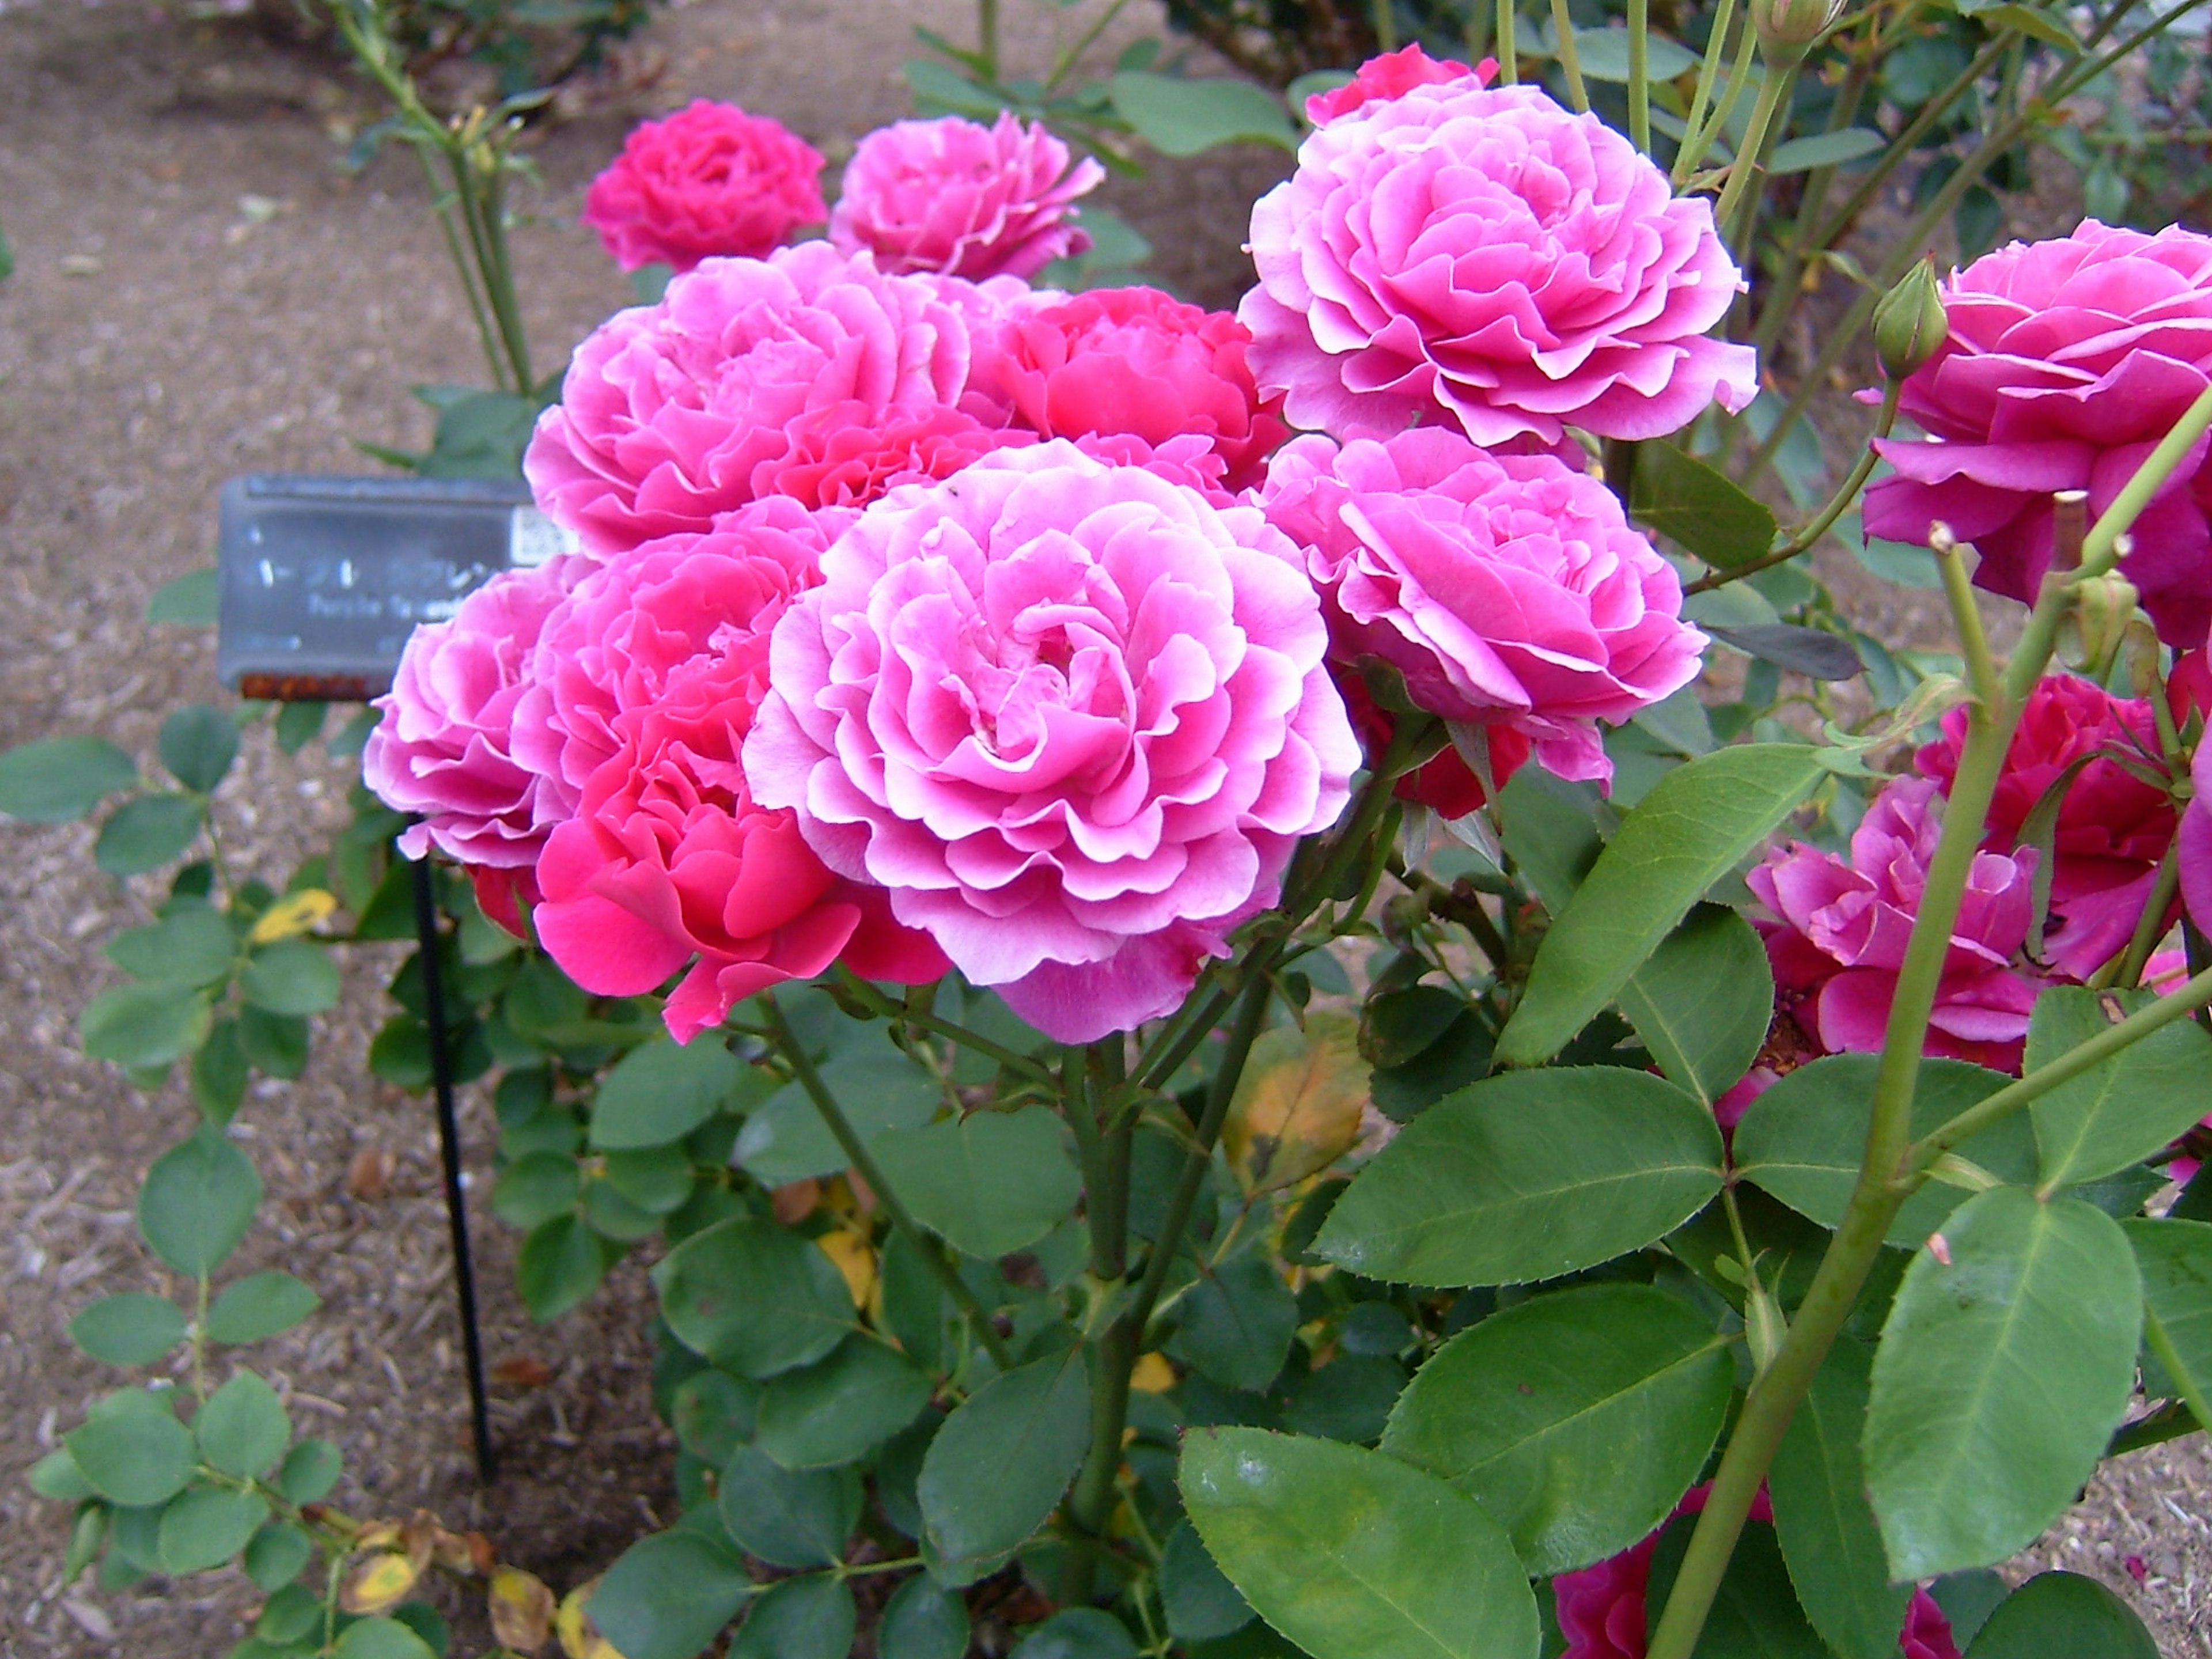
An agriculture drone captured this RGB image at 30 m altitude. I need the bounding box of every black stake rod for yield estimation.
[409,851,498,1485]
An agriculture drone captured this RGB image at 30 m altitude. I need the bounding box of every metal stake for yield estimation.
[408,851,497,1484]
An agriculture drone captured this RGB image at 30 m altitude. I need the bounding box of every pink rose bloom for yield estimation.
[1305,43,1494,125]
[1553,1485,1957,1659]
[828,113,1104,282]
[971,287,1290,491]
[1863,222,2212,647]
[582,100,827,275]
[1259,428,1706,786]
[524,244,982,555]
[1240,80,1754,448]
[1751,778,2044,1073]
[522,502,945,1043]
[362,555,589,870]
[744,441,1361,1043]
[1916,673,2176,980]
[2180,723,2212,941]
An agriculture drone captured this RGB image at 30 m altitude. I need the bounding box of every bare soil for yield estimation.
[0,2,2205,1654]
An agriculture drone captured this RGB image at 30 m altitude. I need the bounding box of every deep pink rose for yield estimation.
[1863,222,2212,647]
[1553,1484,1956,1659]
[362,555,589,869]
[828,113,1103,282]
[1260,428,1706,786]
[525,244,981,555]
[744,441,1361,1043]
[582,100,827,275]
[2180,722,2212,940]
[1751,778,2043,1072]
[522,501,945,1043]
[1305,44,1494,125]
[1339,673,1531,819]
[1240,82,1754,447]
[1916,672,2176,980]
[971,287,1290,491]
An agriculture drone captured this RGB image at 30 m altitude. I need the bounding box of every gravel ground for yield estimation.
[0,2,2205,1654]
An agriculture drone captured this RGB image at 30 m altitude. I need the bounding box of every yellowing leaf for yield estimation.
[1225,1012,1370,1195]
[340,1551,422,1615]
[558,1580,624,1659]
[251,888,336,944]
[1130,1352,1177,1393]
[489,1565,556,1653]
[816,1230,876,1310]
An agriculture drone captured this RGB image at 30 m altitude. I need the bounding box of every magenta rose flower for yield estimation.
[1863,222,2212,646]
[582,100,827,275]
[1751,778,2044,1073]
[520,501,945,1043]
[971,286,1290,491]
[1304,42,1492,126]
[828,112,1104,282]
[744,441,1361,1043]
[525,244,982,555]
[1552,1486,1957,1659]
[1916,672,2176,980]
[1259,427,1706,786]
[362,555,589,870]
[1240,79,1755,448]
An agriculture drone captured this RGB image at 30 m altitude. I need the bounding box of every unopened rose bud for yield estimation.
[1873,260,1949,381]
[2062,569,2142,680]
[1744,1278,1787,1378]
[1754,0,1846,59]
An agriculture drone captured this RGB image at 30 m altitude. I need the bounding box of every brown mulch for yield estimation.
[0,1,2205,1654]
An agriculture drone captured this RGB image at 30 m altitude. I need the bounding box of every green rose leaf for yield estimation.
[589,1038,744,1150]
[653,1216,853,1377]
[730,1574,854,1659]
[1160,1518,1256,1642]
[2027,986,2212,1192]
[878,1574,971,1659]
[66,1397,195,1508]
[717,1448,862,1569]
[1382,1282,1732,1574]
[1180,1427,1539,1659]
[240,939,343,1017]
[918,1347,1091,1586]
[0,734,138,823]
[1109,71,1297,155]
[147,567,220,626]
[755,1334,932,1469]
[1497,744,1833,1066]
[1768,1339,1911,1659]
[588,1529,752,1659]
[1732,1055,2036,1247]
[2123,1217,2212,1429]
[1168,1253,1301,1392]
[82,981,214,1071]
[196,1370,291,1478]
[108,905,237,988]
[95,793,206,875]
[68,1293,187,1366]
[671,1369,760,1467]
[138,1125,261,1277]
[1957,1571,2158,1658]
[1616,904,1773,1108]
[516,1214,608,1323]
[736,1052,941,1186]
[494,1153,582,1230]
[1766,128,1888,172]
[1628,440,1779,571]
[159,1485,271,1574]
[205,1270,322,1344]
[1009,1609,1139,1659]
[1864,1188,2141,1579]
[333,1615,441,1659]
[244,1518,316,1590]
[870,1105,1082,1259]
[159,704,239,794]
[1313,1068,1722,1287]
[276,1437,343,1505]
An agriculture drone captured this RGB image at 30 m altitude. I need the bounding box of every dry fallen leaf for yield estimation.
[346,1147,396,1201]
[489,1565,557,1653]
[493,1355,555,1389]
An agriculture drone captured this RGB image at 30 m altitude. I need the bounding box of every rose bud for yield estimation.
[1872,260,1950,382]
[1753,0,1846,59]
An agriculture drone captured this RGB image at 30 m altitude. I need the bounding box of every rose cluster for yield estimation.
[366,54,1726,1043]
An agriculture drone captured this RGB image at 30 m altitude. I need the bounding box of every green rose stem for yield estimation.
[1627,0,1652,152]
[828,964,1061,1088]
[2108,844,2181,991]
[1648,461,2187,1658]
[1496,0,1520,85]
[1059,715,1437,1603]
[1673,0,1741,186]
[1551,0,1591,113]
[756,990,1014,1372]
